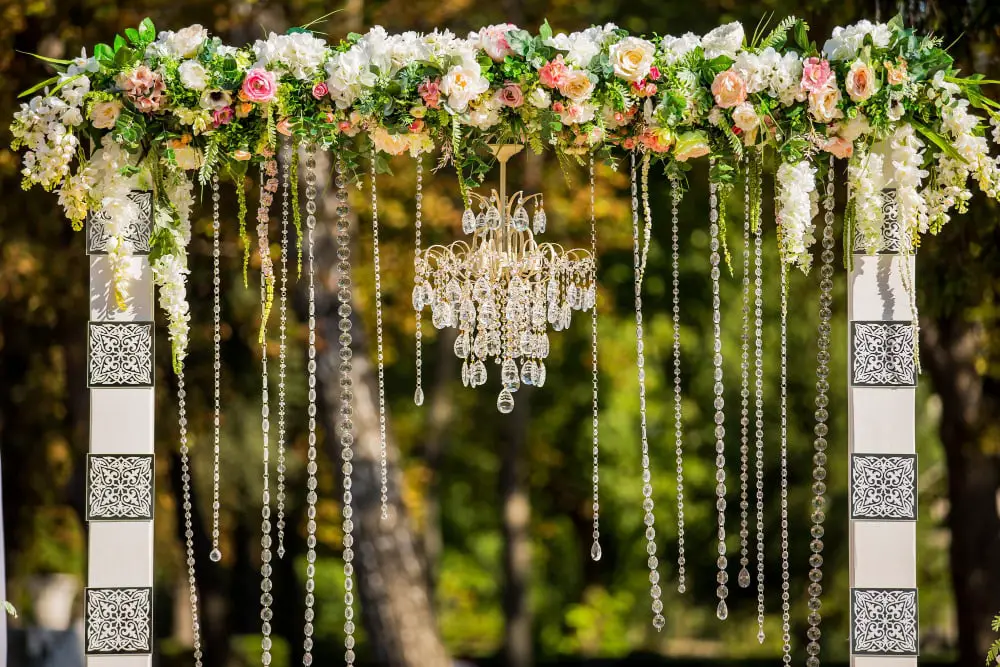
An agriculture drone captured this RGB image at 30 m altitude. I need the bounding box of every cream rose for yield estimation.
[845,60,878,103]
[559,69,596,101]
[178,60,209,91]
[441,63,490,112]
[91,100,122,129]
[164,25,208,59]
[731,102,759,132]
[674,130,711,161]
[808,83,844,123]
[609,37,655,82]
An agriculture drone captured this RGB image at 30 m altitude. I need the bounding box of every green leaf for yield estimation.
[15,50,72,65]
[125,28,140,44]
[539,20,553,42]
[93,43,113,62]
[911,119,967,164]
[139,18,156,41]
[17,75,60,98]
[113,34,126,52]
[3,602,16,618]
[114,46,135,68]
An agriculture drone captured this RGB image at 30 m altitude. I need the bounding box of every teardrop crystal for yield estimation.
[411,285,425,311]
[716,600,729,620]
[414,386,424,406]
[535,361,547,388]
[533,208,547,234]
[462,208,476,234]
[512,206,530,231]
[757,629,766,644]
[485,205,501,230]
[590,541,602,562]
[520,360,537,386]
[501,358,520,392]
[738,566,751,588]
[497,389,515,414]
[209,548,223,563]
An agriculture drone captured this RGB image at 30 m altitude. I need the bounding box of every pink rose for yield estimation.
[311,82,329,100]
[711,69,747,109]
[821,136,854,159]
[551,101,565,113]
[212,107,234,128]
[800,57,833,94]
[241,68,277,104]
[622,137,636,150]
[419,79,442,109]
[495,82,524,108]
[649,66,661,81]
[477,24,516,61]
[539,56,570,89]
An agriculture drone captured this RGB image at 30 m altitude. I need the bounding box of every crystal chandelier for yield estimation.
[413,145,595,413]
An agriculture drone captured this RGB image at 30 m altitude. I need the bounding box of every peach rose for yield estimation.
[558,70,595,102]
[673,131,711,162]
[808,83,844,123]
[821,136,854,159]
[885,59,908,86]
[233,150,252,161]
[711,69,747,109]
[845,60,878,103]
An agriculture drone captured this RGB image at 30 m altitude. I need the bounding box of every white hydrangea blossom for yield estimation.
[849,147,886,254]
[546,24,618,67]
[660,32,700,65]
[701,22,744,60]
[252,31,328,80]
[776,160,818,269]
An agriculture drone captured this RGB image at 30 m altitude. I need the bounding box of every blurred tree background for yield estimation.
[1,0,998,666]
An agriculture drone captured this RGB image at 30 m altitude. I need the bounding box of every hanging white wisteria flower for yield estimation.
[151,171,194,369]
[776,160,818,270]
[849,147,886,254]
[890,125,929,238]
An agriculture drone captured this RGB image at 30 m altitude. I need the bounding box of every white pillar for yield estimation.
[84,191,156,665]
[848,190,919,665]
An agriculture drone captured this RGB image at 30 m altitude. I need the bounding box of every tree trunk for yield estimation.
[920,318,1000,663]
[307,148,450,667]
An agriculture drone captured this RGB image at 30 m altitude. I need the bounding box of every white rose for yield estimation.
[609,37,655,82]
[660,32,700,65]
[527,87,551,109]
[701,22,745,59]
[441,63,489,112]
[178,60,209,91]
[162,24,208,59]
[91,100,122,129]
[732,102,759,132]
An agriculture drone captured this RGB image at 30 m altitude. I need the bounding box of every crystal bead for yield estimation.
[716,600,729,620]
[652,614,666,631]
[414,386,424,406]
[590,541,602,561]
[497,389,515,414]
[462,208,476,234]
[209,548,222,563]
[512,206,529,231]
[533,208,547,234]
[485,206,501,229]
[738,567,751,588]
[501,358,520,392]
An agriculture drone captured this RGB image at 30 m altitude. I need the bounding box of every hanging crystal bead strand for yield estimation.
[738,161,751,592]
[276,140,291,560]
[177,370,204,667]
[806,156,836,667]
[588,154,601,563]
[258,275,274,666]
[370,148,390,520]
[301,146,321,666]
[334,156,359,666]
[210,175,223,564]
[778,262,792,667]
[752,152,766,643]
[630,154,664,631]
[414,159,425,406]
[709,159,729,622]
[669,174,687,594]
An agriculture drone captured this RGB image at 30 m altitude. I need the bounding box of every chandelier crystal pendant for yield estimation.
[415,144,594,413]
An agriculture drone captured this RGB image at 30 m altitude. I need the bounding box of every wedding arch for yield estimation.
[11,13,1000,667]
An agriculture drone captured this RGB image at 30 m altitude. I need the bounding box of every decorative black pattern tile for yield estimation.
[853,188,909,254]
[850,454,917,520]
[87,190,153,255]
[88,322,154,387]
[851,321,916,387]
[85,587,153,654]
[86,455,154,521]
[851,588,918,656]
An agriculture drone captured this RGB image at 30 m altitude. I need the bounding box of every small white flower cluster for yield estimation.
[849,147,886,254]
[151,174,194,366]
[822,19,892,61]
[12,72,90,190]
[890,126,929,237]
[253,31,329,81]
[732,47,804,105]
[776,159,819,269]
[545,23,619,68]
[991,115,1000,146]
[91,138,144,307]
[660,32,700,66]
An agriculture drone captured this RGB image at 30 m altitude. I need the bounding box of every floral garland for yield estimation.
[10,16,1000,363]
